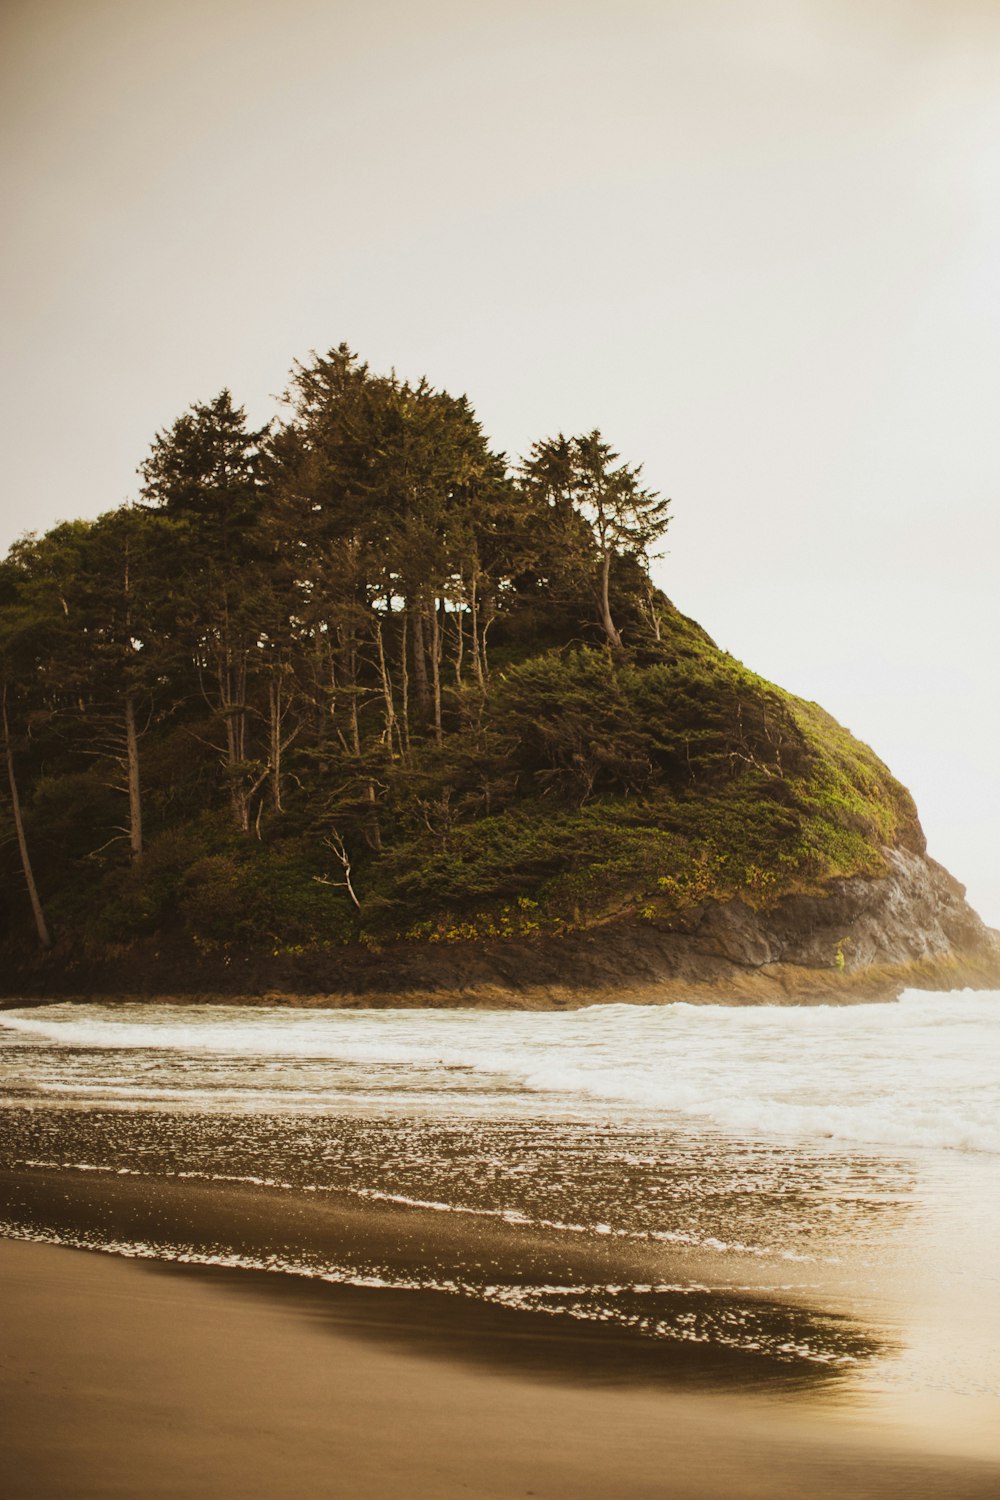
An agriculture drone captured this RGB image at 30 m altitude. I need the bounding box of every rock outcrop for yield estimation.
[678,846,997,977]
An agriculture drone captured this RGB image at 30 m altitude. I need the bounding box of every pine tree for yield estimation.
[521,431,670,648]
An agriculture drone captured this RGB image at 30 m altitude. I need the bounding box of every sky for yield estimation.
[3,0,1000,921]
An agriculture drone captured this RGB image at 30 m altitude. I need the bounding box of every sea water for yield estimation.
[1,992,998,1446]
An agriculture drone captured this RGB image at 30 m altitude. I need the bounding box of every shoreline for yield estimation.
[3,946,998,1011]
[4,1236,1000,1500]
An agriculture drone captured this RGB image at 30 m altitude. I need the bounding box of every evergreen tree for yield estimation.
[521,431,670,647]
[140,392,273,833]
[0,530,83,947]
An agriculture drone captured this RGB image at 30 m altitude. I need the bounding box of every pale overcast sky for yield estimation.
[3,0,1000,921]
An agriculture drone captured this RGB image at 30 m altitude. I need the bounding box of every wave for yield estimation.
[3,991,999,1155]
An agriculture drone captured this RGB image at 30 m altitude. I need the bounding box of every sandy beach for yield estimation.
[4,999,1000,1497]
[2,1236,999,1500]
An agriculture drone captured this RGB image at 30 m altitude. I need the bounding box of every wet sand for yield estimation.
[3,1237,999,1500]
[0,1165,894,1385]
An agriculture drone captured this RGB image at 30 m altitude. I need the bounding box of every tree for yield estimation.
[140,391,274,833]
[1,682,51,948]
[139,389,268,554]
[0,538,71,948]
[521,431,670,648]
[269,348,511,757]
[37,507,180,865]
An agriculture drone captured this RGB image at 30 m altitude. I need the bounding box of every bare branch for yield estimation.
[313,828,362,909]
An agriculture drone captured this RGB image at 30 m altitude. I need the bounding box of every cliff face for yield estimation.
[685,847,997,976]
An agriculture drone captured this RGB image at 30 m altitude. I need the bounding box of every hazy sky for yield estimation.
[3,0,1000,920]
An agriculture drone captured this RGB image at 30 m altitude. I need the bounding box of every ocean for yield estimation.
[2,991,998,1453]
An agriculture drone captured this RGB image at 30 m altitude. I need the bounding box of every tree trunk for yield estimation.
[194,589,253,833]
[344,635,362,757]
[453,590,465,686]
[599,550,623,648]
[646,585,662,642]
[364,781,383,852]
[374,617,398,756]
[312,635,330,758]
[2,687,51,949]
[410,600,431,718]
[218,650,250,833]
[399,611,411,756]
[428,597,443,746]
[268,675,284,813]
[469,566,485,694]
[481,590,496,682]
[121,536,144,863]
[124,693,143,862]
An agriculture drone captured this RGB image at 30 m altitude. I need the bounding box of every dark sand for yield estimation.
[3,1238,999,1500]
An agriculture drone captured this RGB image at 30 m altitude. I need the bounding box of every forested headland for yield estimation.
[1,346,938,997]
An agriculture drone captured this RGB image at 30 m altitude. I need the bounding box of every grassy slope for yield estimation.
[373,629,921,948]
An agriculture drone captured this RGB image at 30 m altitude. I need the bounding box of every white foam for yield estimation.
[3,990,999,1155]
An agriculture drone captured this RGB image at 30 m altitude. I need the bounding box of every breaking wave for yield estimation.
[2,989,998,1155]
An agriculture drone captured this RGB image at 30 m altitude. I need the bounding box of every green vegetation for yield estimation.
[0,346,919,966]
